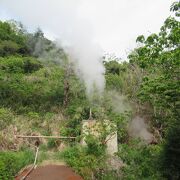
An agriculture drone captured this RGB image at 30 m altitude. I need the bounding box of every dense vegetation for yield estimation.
[0,1,179,179]
[0,150,34,179]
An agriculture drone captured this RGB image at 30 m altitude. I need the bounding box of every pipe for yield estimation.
[20,146,39,180]
[16,135,76,139]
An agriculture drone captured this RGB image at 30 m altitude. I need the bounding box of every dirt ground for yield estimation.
[15,165,83,180]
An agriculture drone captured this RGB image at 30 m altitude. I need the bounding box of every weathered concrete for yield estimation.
[81,120,118,156]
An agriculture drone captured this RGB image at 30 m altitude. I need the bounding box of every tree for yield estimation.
[128,2,180,178]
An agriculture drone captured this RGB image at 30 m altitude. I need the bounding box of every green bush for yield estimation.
[0,21,29,56]
[0,40,20,56]
[61,145,106,179]
[0,56,24,73]
[0,56,42,74]
[107,111,130,143]
[47,139,57,149]
[117,140,163,180]
[85,134,106,156]
[0,150,34,180]
[23,57,43,73]
[0,60,64,113]
[105,74,122,91]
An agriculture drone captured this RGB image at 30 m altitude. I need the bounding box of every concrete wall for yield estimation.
[81,120,118,156]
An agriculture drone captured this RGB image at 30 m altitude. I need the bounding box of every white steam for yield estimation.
[109,91,131,113]
[1,0,105,96]
[128,116,154,143]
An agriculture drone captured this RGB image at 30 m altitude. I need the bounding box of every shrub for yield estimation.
[0,40,20,56]
[0,56,42,74]
[117,140,163,180]
[0,61,64,113]
[23,57,42,73]
[85,134,106,156]
[105,73,122,91]
[60,145,106,179]
[0,21,28,56]
[47,139,57,149]
[0,56,24,73]
[0,150,34,180]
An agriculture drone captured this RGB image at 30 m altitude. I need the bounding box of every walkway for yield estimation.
[16,165,83,180]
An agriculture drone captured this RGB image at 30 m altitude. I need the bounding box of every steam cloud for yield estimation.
[109,91,131,113]
[1,0,105,96]
[128,116,154,143]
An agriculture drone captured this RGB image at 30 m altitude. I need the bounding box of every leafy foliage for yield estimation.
[0,21,29,56]
[0,57,65,112]
[0,150,34,180]
[61,145,107,180]
[127,3,180,179]
[118,140,163,180]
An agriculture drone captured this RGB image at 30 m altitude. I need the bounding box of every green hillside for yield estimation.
[0,2,179,179]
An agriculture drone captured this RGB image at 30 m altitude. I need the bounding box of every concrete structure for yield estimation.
[81,120,118,156]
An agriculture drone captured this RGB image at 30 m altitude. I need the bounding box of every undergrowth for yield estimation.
[0,150,34,180]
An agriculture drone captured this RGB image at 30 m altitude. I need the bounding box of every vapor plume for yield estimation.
[109,91,131,113]
[1,0,105,96]
[128,116,154,143]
